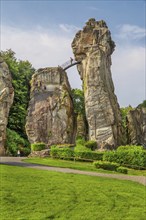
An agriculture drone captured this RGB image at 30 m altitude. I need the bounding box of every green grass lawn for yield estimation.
[24,157,146,176]
[1,165,146,220]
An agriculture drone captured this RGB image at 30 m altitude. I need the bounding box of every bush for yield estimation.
[85,140,97,150]
[31,143,46,151]
[74,151,103,161]
[103,145,146,169]
[76,137,86,146]
[50,147,74,159]
[50,146,104,161]
[5,128,30,156]
[51,144,75,149]
[117,166,128,174]
[93,161,119,171]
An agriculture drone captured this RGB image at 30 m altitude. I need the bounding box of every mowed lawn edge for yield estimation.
[1,164,146,220]
[23,157,146,176]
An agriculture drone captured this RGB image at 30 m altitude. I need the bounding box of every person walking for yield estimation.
[17,150,20,157]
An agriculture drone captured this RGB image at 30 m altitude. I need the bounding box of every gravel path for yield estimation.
[1,157,146,186]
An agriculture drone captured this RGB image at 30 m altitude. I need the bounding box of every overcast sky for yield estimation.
[1,0,146,107]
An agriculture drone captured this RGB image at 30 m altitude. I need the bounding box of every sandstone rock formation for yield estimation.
[76,114,87,139]
[127,107,146,146]
[72,18,123,149]
[26,67,75,146]
[0,57,14,155]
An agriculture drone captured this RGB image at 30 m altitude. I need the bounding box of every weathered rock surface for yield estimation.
[127,107,146,146]
[72,18,123,149]
[0,57,14,155]
[76,114,87,139]
[28,149,50,158]
[26,67,75,146]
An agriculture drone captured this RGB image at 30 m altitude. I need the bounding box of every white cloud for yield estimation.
[59,24,80,33]
[1,25,145,107]
[1,25,82,88]
[116,24,146,40]
[112,45,145,107]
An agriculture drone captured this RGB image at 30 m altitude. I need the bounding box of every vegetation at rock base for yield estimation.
[6,128,30,156]
[1,165,146,220]
[31,142,46,151]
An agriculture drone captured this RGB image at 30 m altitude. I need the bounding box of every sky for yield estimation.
[0,0,146,107]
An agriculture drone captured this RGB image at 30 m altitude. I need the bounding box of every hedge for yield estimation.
[93,161,119,171]
[85,140,97,150]
[93,161,128,173]
[74,151,103,161]
[50,147,104,161]
[31,143,46,151]
[50,147,74,159]
[103,145,146,169]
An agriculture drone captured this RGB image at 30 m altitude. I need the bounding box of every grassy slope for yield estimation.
[1,165,146,220]
[24,158,146,176]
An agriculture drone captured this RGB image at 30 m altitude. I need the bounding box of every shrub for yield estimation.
[50,146,104,161]
[31,143,46,151]
[85,140,97,150]
[93,161,119,171]
[103,145,146,169]
[74,151,103,161]
[52,144,75,149]
[76,137,86,146]
[50,147,74,159]
[117,166,128,174]
[5,128,30,156]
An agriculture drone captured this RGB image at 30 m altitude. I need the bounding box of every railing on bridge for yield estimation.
[61,59,81,71]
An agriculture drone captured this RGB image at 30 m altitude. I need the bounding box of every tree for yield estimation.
[1,49,35,138]
[138,100,146,108]
[71,88,85,116]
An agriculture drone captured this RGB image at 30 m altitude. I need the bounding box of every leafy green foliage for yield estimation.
[1,49,35,138]
[50,147,74,159]
[85,140,97,150]
[74,151,104,161]
[31,143,46,151]
[103,145,146,169]
[117,166,128,174]
[120,105,133,128]
[6,128,30,156]
[50,146,103,161]
[51,144,75,148]
[71,88,85,116]
[75,137,90,152]
[94,161,119,171]
[138,100,146,108]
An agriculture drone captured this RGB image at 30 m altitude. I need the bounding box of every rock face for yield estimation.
[76,114,87,139]
[127,107,146,146]
[0,57,14,155]
[26,67,75,146]
[72,18,123,149]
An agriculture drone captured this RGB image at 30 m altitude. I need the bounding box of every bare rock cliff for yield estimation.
[72,18,123,149]
[0,57,14,155]
[26,67,75,146]
[127,107,146,146]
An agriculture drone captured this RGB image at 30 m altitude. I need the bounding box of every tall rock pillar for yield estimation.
[0,57,14,155]
[72,18,123,149]
[26,67,75,146]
